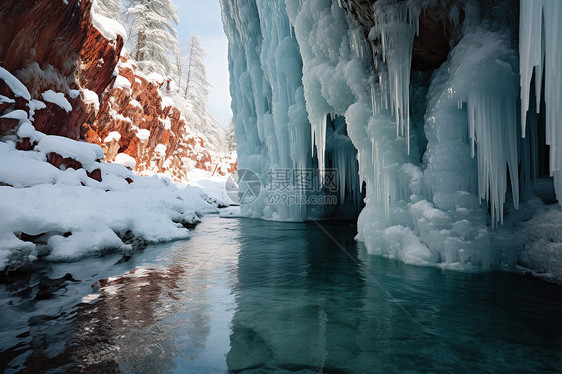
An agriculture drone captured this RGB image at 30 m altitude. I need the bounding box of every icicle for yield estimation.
[520,0,562,205]
[311,114,329,184]
[373,0,420,154]
[466,92,519,227]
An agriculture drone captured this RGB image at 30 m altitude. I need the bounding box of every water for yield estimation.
[1,215,562,373]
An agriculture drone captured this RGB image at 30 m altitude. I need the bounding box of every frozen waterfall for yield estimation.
[220,0,562,277]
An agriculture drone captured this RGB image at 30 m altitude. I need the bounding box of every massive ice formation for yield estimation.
[221,0,562,275]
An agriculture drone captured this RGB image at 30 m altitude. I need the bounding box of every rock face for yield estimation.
[0,0,123,140]
[85,56,219,181]
[339,0,461,72]
[0,0,236,182]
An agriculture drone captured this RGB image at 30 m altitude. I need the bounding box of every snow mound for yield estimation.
[0,66,31,101]
[38,135,103,171]
[104,131,121,143]
[41,90,72,112]
[114,153,136,170]
[81,89,100,112]
[114,75,131,90]
[91,0,127,42]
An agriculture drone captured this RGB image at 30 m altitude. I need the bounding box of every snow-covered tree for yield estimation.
[183,33,210,105]
[177,32,222,149]
[125,0,180,77]
[94,0,122,21]
[226,120,236,152]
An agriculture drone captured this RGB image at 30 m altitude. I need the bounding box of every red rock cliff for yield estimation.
[0,0,236,181]
[85,56,217,181]
[0,0,123,140]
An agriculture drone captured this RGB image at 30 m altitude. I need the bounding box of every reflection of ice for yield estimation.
[226,220,369,372]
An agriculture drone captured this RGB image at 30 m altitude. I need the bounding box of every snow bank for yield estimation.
[136,128,150,141]
[0,152,59,187]
[81,89,100,112]
[114,75,131,90]
[38,135,103,171]
[1,109,30,125]
[0,139,220,271]
[104,131,121,143]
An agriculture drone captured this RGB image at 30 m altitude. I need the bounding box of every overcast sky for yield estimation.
[174,0,232,128]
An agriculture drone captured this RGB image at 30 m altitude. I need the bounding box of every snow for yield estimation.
[41,90,72,112]
[104,131,121,143]
[68,89,81,99]
[1,109,29,125]
[161,96,174,109]
[38,135,104,171]
[81,89,100,112]
[0,153,59,187]
[91,0,127,42]
[114,75,132,90]
[114,153,136,170]
[27,99,46,121]
[136,128,150,141]
[0,139,223,270]
[147,72,164,84]
[0,95,15,104]
[0,67,31,101]
[131,99,143,109]
[155,143,167,157]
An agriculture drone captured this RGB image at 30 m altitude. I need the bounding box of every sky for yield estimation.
[174,0,232,128]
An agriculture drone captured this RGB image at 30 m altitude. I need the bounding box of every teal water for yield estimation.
[1,215,561,373]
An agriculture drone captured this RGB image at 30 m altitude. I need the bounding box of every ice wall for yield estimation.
[220,0,362,220]
[220,0,310,220]
[221,0,562,275]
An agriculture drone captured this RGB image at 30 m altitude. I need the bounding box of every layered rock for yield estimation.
[0,0,123,140]
[0,0,236,183]
[85,57,219,181]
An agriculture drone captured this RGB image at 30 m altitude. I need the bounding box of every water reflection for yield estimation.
[1,217,241,373]
[226,220,562,373]
[226,221,369,372]
[1,216,562,373]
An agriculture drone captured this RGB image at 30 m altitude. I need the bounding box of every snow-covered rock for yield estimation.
[0,139,222,272]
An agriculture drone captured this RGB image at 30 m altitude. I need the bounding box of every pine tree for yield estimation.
[125,0,180,77]
[226,120,237,152]
[180,32,218,146]
[94,0,122,21]
[183,33,210,104]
